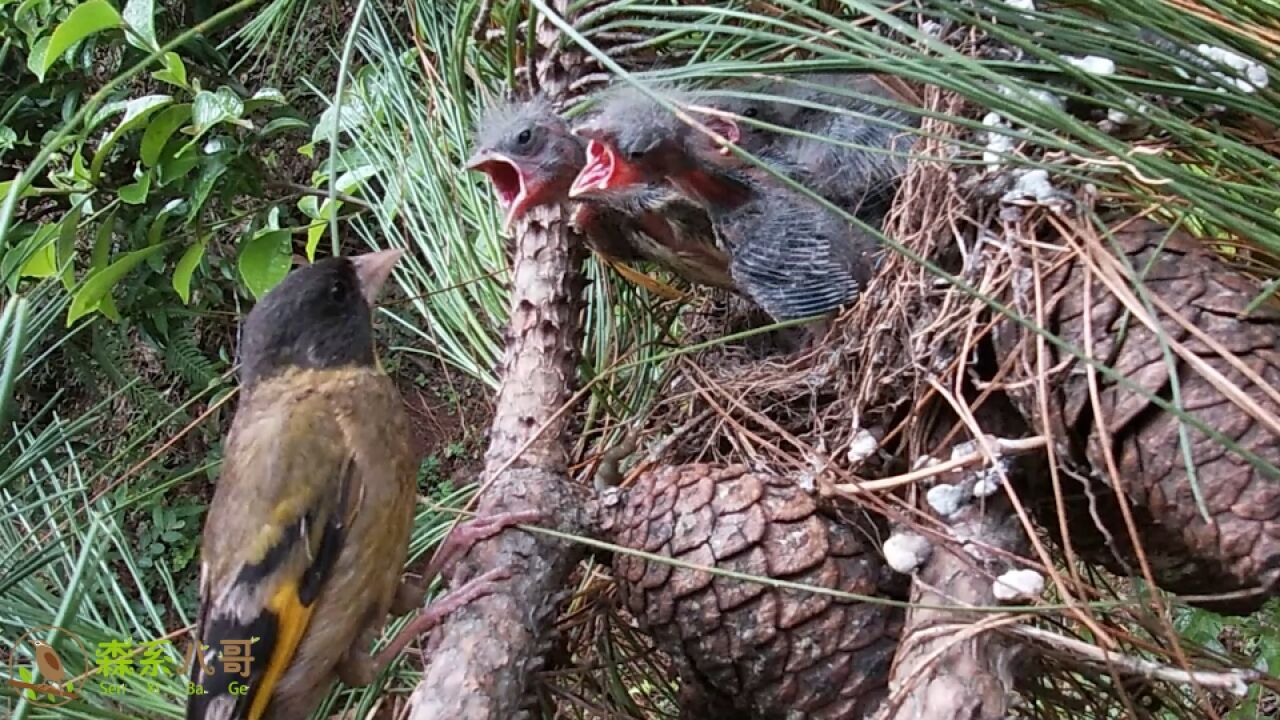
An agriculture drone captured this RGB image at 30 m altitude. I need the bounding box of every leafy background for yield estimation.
[3,0,1280,718]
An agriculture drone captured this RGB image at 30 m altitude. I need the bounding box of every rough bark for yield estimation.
[406,201,589,718]
[877,495,1028,720]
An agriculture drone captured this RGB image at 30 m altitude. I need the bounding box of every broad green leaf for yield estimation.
[311,96,367,144]
[158,150,198,185]
[58,203,83,289]
[67,242,171,325]
[259,117,310,139]
[40,0,123,78]
[304,199,341,261]
[151,51,188,89]
[26,36,50,78]
[17,224,60,279]
[118,168,151,204]
[297,195,319,218]
[2,224,59,290]
[147,198,185,247]
[186,157,228,223]
[0,125,17,156]
[140,103,191,166]
[0,180,36,203]
[92,209,117,269]
[86,97,129,132]
[19,238,57,278]
[244,88,286,113]
[190,87,245,136]
[173,239,205,303]
[122,0,156,51]
[334,165,377,195]
[238,229,292,299]
[91,94,172,179]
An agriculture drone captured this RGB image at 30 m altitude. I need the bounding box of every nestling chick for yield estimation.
[702,73,918,218]
[569,87,879,325]
[467,97,733,290]
[188,251,530,720]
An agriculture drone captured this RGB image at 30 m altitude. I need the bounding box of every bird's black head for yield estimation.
[238,249,403,389]
[466,96,585,228]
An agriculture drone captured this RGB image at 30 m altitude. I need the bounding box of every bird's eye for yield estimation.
[516,129,532,144]
[329,280,349,303]
[743,107,759,118]
[628,148,647,160]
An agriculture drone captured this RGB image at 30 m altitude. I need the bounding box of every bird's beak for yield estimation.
[466,149,530,231]
[569,140,621,197]
[350,248,405,307]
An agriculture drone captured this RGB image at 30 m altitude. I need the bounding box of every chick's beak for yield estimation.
[569,139,623,197]
[465,149,531,230]
[350,248,405,307]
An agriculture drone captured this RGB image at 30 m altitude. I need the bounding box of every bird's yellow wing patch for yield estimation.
[245,583,314,720]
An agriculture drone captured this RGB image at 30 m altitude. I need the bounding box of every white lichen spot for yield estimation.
[912,454,939,471]
[971,463,1007,498]
[920,20,943,38]
[847,428,879,465]
[949,440,979,463]
[1196,44,1269,93]
[982,112,1015,170]
[1106,108,1131,124]
[927,484,967,517]
[884,532,933,574]
[993,569,1046,601]
[998,85,1064,112]
[1000,169,1065,207]
[1062,55,1117,76]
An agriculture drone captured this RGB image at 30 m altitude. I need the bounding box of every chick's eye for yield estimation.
[329,280,349,303]
[743,107,759,118]
[516,128,532,144]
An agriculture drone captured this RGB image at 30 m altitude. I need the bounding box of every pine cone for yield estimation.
[598,464,903,719]
[995,218,1280,613]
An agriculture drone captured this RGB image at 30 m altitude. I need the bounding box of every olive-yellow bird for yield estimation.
[186,249,513,720]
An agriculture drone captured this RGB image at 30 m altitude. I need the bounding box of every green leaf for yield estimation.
[238,229,292,299]
[244,88,286,113]
[118,168,151,204]
[0,125,17,157]
[92,209,116,269]
[259,117,310,139]
[26,36,50,79]
[147,198,184,246]
[91,94,172,179]
[305,199,340,261]
[122,0,156,51]
[172,239,205,303]
[140,103,191,167]
[190,87,245,136]
[186,157,228,223]
[39,0,123,79]
[16,223,60,280]
[58,203,83,289]
[151,51,188,89]
[67,242,170,325]
[312,96,367,144]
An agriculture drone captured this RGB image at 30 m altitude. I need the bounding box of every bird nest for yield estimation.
[561,75,1280,718]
